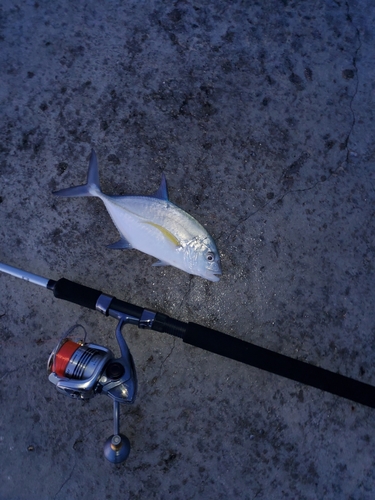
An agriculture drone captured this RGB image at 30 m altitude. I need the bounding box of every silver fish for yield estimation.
[53,150,222,282]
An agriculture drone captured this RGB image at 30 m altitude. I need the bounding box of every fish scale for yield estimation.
[106,196,207,242]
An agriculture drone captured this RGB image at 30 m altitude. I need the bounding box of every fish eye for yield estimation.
[206,252,215,261]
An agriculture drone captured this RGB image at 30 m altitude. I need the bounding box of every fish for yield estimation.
[53,149,222,282]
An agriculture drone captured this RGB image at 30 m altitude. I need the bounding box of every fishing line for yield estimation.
[53,339,80,377]
[49,324,114,383]
[48,324,88,377]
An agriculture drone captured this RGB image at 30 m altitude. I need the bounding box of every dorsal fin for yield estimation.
[149,173,169,201]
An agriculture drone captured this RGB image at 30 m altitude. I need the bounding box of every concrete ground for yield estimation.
[0,0,374,498]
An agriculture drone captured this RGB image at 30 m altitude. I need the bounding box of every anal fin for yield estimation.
[152,260,170,267]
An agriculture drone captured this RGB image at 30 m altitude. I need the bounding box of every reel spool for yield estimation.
[47,318,137,463]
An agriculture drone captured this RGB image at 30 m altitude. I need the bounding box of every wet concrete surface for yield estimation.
[0,0,375,498]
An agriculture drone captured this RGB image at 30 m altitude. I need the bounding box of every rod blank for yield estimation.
[0,262,50,288]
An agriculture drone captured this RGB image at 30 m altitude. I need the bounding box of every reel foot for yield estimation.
[104,434,130,463]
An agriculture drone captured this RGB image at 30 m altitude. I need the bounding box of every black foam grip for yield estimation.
[184,322,375,409]
[52,278,102,310]
[52,279,188,334]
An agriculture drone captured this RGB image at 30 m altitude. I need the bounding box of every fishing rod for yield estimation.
[1,262,375,462]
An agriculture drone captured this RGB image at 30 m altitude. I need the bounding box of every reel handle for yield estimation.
[103,401,130,463]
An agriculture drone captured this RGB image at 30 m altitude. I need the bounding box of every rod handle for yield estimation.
[51,278,187,338]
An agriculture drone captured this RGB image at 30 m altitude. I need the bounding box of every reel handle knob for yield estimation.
[104,434,130,463]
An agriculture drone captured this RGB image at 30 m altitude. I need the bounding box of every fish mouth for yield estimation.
[203,260,222,281]
[208,273,221,282]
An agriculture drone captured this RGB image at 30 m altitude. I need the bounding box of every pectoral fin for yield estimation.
[107,237,132,249]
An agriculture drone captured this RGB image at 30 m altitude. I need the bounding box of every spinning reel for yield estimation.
[47,314,138,463]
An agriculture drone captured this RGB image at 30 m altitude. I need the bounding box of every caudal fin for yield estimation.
[53,149,101,197]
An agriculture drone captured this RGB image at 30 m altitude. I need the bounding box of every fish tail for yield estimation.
[53,149,101,198]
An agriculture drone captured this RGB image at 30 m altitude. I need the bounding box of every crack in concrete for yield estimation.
[155,280,195,374]
[0,358,44,381]
[344,0,362,163]
[53,459,76,500]
[220,161,348,244]
[179,275,193,310]
[143,280,192,397]
[221,3,362,244]
[219,200,273,243]
[159,339,176,372]
[0,365,23,382]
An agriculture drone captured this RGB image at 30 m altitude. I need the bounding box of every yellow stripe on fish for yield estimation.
[144,221,181,247]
